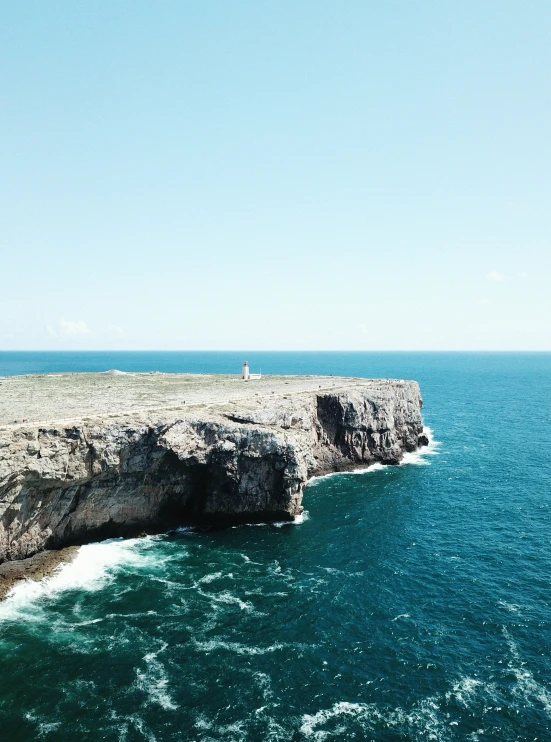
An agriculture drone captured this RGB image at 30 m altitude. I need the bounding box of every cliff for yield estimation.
[0,373,427,563]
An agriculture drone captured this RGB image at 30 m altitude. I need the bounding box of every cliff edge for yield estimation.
[0,373,427,562]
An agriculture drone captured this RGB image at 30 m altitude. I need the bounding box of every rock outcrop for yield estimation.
[0,375,426,562]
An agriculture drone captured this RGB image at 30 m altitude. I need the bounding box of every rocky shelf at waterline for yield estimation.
[0,546,79,600]
[0,373,428,564]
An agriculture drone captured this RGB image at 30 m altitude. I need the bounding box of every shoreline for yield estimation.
[0,435,436,602]
[0,546,79,600]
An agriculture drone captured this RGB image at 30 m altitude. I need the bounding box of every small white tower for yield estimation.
[242,360,250,380]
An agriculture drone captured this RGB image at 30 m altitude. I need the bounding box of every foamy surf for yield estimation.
[308,426,440,485]
[273,510,310,527]
[192,639,299,656]
[503,628,551,716]
[308,461,386,484]
[300,696,450,741]
[135,642,179,711]
[240,510,310,529]
[299,641,551,739]
[400,426,440,466]
[0,537,160,621]
[0,429,439,620]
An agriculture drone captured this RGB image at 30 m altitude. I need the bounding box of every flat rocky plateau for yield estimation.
[0,372,369,428]
[0,372,427,594]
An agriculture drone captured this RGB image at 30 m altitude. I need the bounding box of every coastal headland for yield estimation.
[0,372,427,594]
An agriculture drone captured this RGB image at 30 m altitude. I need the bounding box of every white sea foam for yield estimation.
[194,714,246,737]
[194,672,291,742]
[307,461,386,485]
[239,553,263,566]
[308,427,440,486]
[503,627,551,716]
[252,671,275,702]
[498,600,522,613]
[198,570,225,584]
[300,695,450,741]
[24,711,62,737]
[399,426,440,467]
[272,510,310,527]
[199,589,255,612]
[193,639,289,655]
[300,668,507,741]
[115,713,158,742]
[300,701,382,739]
[215,590,254,611]
[299,659,551,741]
[135,642,178,711]
[446,677,484,708]
[0,537,162,622]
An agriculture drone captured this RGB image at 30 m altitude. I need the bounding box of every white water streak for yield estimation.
[135,642,178,711]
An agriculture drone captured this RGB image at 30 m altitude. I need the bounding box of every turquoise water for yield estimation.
[0,352,550,741]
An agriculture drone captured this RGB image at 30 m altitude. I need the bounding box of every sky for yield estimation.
[1,1,550,351]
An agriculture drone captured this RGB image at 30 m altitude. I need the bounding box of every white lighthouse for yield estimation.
[242,360,250,380]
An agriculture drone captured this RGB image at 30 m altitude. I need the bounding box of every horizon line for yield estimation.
[2,349,551,354]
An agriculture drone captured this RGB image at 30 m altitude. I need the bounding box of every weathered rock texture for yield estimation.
[0,374,426,562]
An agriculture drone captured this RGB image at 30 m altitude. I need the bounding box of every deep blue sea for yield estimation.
[0,352,550,741]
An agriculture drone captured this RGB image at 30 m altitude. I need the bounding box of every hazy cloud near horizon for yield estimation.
[1,1,550,350]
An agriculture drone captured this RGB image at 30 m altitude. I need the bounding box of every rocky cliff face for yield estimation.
[0,380,425,562]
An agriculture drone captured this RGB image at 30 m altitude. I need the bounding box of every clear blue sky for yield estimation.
[1,1,549,350]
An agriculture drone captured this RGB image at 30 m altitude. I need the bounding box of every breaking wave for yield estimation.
[308,426,440,485]
[0,537,165,622]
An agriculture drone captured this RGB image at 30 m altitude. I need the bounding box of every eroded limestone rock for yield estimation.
[0,376,426,562]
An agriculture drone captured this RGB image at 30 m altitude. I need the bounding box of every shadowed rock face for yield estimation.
[0,378,425,562]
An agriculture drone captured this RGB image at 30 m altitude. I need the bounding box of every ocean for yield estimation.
[0,351,549,741]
